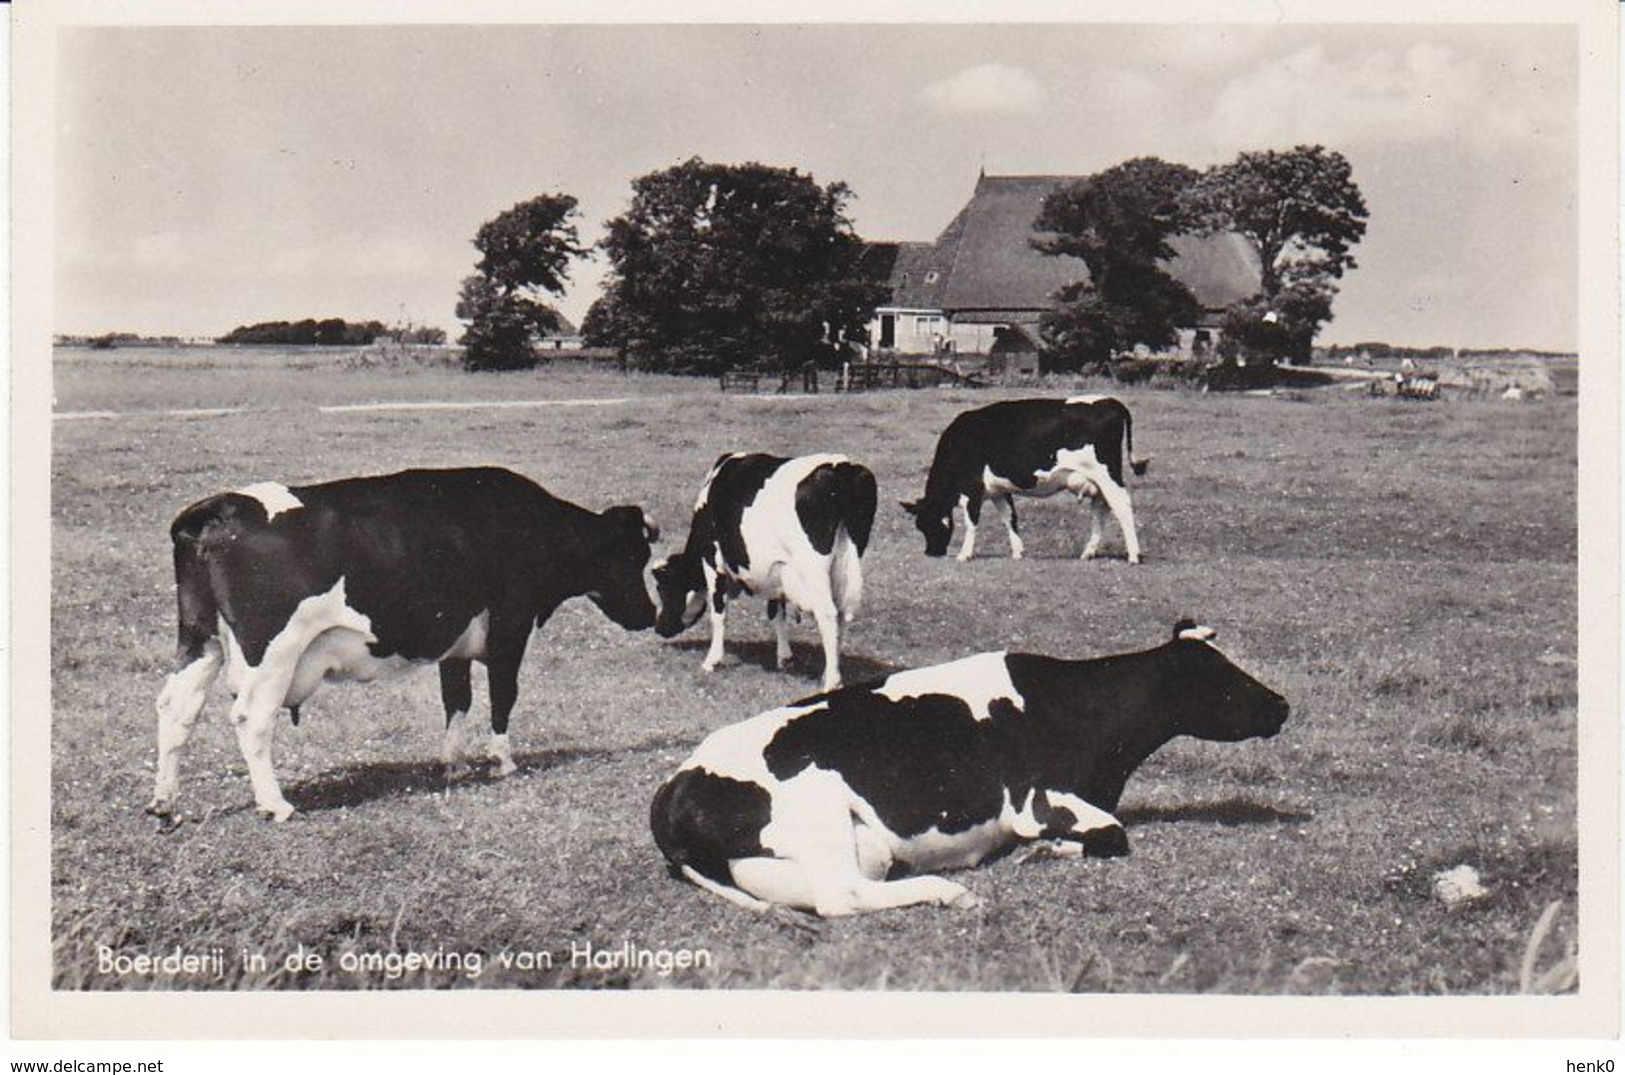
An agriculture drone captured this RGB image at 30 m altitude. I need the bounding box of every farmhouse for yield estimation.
[864,173,1261,362]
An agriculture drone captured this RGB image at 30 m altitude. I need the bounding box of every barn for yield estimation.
[864,172,1262,364]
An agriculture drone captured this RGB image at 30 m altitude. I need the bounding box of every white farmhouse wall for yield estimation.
[869,308,945,356]
[947,322,998,355]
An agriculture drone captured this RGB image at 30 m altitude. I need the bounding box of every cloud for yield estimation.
[1208,42,1572,154]
[130,231,191,273]
[919,63,1046,115]
[264,234,437,278]
[1131,27,1273,75]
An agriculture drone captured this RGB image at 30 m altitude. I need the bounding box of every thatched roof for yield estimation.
[860,240,952,309]
[877,173,1261,316]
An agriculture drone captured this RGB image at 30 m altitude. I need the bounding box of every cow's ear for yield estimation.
[899,499,920,516]
[1174,620,1217,642]
[606,505,657,543]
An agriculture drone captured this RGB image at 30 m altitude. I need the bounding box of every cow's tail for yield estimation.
[168,498,227,664]
[830,464,875,624]
[1124,409,1150,477]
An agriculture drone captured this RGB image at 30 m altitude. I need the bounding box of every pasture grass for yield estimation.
[49,355,1578,993]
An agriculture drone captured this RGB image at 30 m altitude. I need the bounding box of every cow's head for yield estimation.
[900,498,953,557]
[1165,620,1290,742]
[582,506,659,631]
[651,552,708,638]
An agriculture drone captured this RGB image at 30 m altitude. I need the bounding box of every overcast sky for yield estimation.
[54,22,1578,351]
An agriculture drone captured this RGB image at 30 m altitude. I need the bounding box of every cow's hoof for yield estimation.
[1126,555,1142,566]
[257,802,297,823]
[820,679,842,693]
[701,659,721,674]
[776,655,792,671]
[945,887,982,911]
[493,758,518,778]
[1079,825,1130,858]
[146,801,183,834]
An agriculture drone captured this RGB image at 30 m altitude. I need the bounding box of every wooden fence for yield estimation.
[719,361,985,395]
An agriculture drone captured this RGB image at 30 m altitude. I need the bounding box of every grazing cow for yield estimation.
[653,453,876,693]
[650,620,1288,917]
[901,395,1149,563]
[148,467,659,823]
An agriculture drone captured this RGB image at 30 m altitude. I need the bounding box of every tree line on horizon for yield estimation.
[455,147,1368,373]
[212,319,447,347]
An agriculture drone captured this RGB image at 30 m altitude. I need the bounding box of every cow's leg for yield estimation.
[700,564,729,674]
[845,875,982,913]
[1076,470,1141,564]
[811,602,842,692]
[484,652,523,777]
[745,773,976,916]
[956,493,983,563]
[767,599,792,669]
[736,772,869,914]
[853,820,894,881]
[1046,790,1130,856]
[999,495,1024,560]
[728,855,976,916]
[228,675,297,822]
[783,565,842,691]
[1098,479,1141,564]
[148,641,223,817]
[727,857,819,911]
[1080,496,1108,561]
[438,658,473,776]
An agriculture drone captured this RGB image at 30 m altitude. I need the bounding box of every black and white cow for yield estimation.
[653,453,877,693]
[901,395,1149,563]
[148,467,659,823]
[650,620,1288,916]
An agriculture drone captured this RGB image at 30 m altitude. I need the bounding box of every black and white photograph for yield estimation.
[10,0,1619,1043]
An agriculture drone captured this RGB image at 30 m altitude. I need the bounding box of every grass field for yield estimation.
[49,348,1579,993]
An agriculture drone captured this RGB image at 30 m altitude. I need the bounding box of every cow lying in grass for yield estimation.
[651,621,1289,916]
[149,467,660,824]
[653,452,877,692]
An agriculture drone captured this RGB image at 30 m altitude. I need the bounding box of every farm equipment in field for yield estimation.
[1367,371,1441,400]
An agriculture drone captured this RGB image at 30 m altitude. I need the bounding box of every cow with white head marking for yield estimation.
[902,395,1149,563]
[651,620,1288,917]
[653,452,877,693]
[149,466,660,824]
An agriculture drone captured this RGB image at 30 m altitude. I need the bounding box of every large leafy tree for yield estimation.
[1189,145,1367,363]
[456,193,586,371]
[595,158,884,374]
[1032,157,1201,370]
